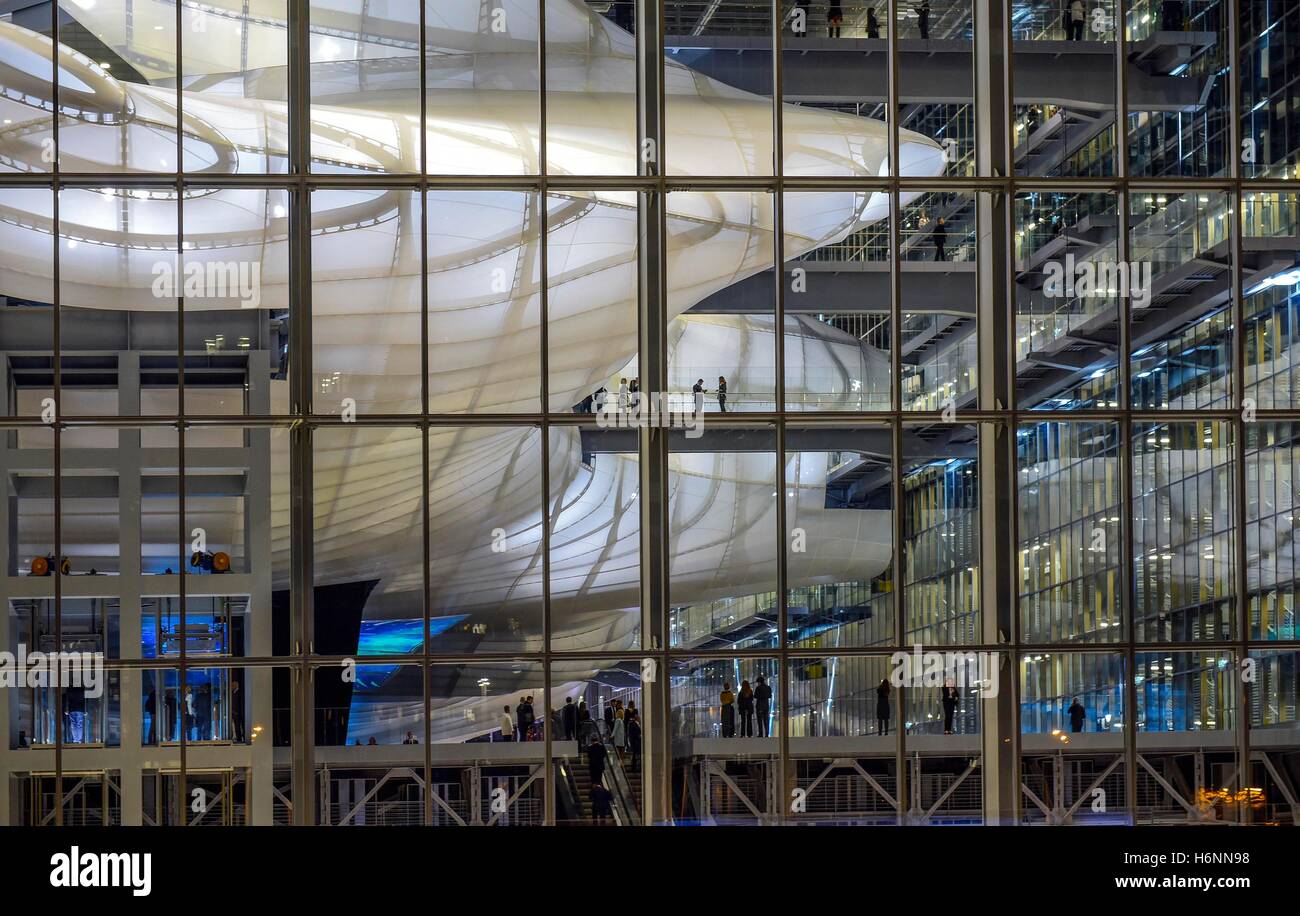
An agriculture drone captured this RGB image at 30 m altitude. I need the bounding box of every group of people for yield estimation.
[692,377,728,413]
[791,3,931,40]
[718,675,774,737]
[496,695,540,742]
[143,680,244,744]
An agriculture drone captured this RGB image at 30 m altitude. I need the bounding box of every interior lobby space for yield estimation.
[0,0,1298,828]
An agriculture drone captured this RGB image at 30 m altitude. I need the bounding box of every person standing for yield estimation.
[184,686,196,741]
[65,686,86,744]
[627,713,642,771]
[827,0,844,37]
[918,0,931,39]
[875,678,892,736]
[144,687,157,745]
[515,696,531,742]
[1067,0,1085,40]
[716,376,728,413]
[562,696,578,740]
[617,378,629,411]
[941,679,959,734]
[629,377,640,410]
[231,679,245,743]
[720,682,737,737]
[933,216,947,260]
[1161,1,1184,32]
[586,733,608,788]
[1068,697,1087,733]
[867,7,880,39]
[693,378,706,415]
[611,707,627,762]
[754,675,772,737]
[577,707,597,747]
[603,700,616,737]
[499,704,514,741]
[737,680,756,737]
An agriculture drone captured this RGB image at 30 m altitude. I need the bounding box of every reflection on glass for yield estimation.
[1018,421,1122,643]
[1132,420,1235,642]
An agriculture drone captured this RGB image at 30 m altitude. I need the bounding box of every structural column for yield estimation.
[636,0,671,827]
[974,0,1018,826]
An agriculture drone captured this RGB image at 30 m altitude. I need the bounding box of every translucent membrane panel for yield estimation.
[1245,423,1300,641]
[1131,420,1235,642]
[0,188,54,418]
[427,190,540,414]
[428,426,544,652]
[1126,1,1226,178]
[185,426,292,657]
[896,0,975,178]
[1241,0,1300,180]
[901,191,976,411]
[901,424,980,645]
[1011,0,1116,178]
[55,0,180,173]
[545,0,635,175]
[313,189,421,415]
[59,188,178,417]
[310,0,420,174]
[1015,191,1120,410]
[1243,192,1300,409]
[427,661,547,826]
[666,191,774,414]
[424,0,539,175]
[1017,421,1123,644]
[781,191,892,412]
[547,190,635,415]
[548,423,640,654]
[1130,191,1233,410]
[550,658,641,826]
[0,5,53,173]
[663,1,773,177]
[314,427,425,655]
[667,427,779,650]
[785,426,894,647]
[181,1,289,174]
[185,188,291,415]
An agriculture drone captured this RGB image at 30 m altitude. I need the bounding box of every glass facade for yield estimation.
[0,0,1297,829]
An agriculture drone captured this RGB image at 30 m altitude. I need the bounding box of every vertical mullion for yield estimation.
[50,0,63,813]
[537,0,555,827]
[175,0,188,826]
[771,0,789,827]
[419,0,433,828]
[1227,0,1252,824]
[1114,0,1139,828]
[887,0,906,825]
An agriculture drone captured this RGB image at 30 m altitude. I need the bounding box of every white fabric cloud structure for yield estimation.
[0,2,942,677]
